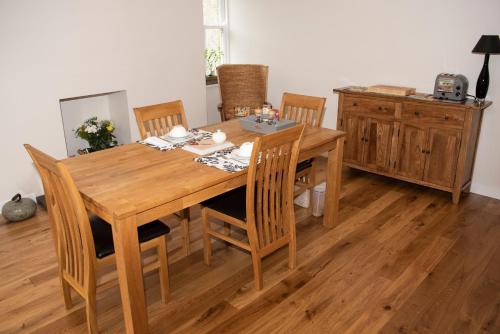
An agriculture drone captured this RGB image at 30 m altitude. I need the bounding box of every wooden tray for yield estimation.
[239,115,296,134]
[366,85,416,96]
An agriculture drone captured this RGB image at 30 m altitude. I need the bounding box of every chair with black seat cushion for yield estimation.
[134,100,191,256]
[24,144,170,334]
[279,92,326,212]
[201,125,305,290]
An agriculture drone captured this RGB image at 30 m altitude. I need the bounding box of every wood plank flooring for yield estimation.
[1,158,499,333]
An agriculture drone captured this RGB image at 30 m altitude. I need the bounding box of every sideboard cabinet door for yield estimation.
[343,113,366,165]
[396,123,427,180]
[423,128,462,188]
[363,118,394,173]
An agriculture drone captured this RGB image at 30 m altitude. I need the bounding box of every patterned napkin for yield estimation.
[139,129,212,151]
[194,146,249,173]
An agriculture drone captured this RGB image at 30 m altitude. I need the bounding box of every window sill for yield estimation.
[206,75,219,86]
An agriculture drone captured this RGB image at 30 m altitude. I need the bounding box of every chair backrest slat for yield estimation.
[134,100,188,139]
[245,125,305,250]
[217,64,269,121]
[280,92,326,128]
[24,145,96,291]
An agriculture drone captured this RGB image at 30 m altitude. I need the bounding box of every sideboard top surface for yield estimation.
[333,86,492,111]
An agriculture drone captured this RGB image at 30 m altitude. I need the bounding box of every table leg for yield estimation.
[112,215,149,334]
[323,137,344,227]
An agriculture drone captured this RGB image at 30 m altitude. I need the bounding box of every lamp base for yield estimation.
[475,54,490,100]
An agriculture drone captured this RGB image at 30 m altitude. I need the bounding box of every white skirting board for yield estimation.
[470,183,500,201]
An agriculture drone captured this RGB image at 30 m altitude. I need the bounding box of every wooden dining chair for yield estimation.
[279,92,326,211]
[216,64,269,121]
[201,125,305,290]
[24,145,170,334]
[133,100,191,255]
[134,100,188,138]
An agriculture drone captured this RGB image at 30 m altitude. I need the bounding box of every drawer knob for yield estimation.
[414,111,420,116]
[444,115,449,120]
[378,107,382,111]
[353,103,358,107]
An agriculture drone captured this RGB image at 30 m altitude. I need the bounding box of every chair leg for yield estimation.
[157,236,170,303]
[288,238,297,270]
[223,222,231,247]
[307,161,317,216]
[85,287,98,334]
[179,208,190,256]
[251,251,263,290]
[202,207,212,266]
[61,278,73,309]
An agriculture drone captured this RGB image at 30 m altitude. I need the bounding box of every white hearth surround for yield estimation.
[0,1,206,202]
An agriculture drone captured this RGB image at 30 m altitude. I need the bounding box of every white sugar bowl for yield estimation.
[212,129,227,144]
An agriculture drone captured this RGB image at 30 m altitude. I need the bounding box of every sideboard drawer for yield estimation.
[402,103,464,127]
[343,96,395,118]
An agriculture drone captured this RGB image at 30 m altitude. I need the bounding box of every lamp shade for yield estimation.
[472,35,500,54]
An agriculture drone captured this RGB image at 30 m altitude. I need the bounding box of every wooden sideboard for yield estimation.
[333,87,492,203]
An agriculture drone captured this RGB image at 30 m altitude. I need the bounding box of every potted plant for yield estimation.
[74,117,118,154]
[204,48,223,84]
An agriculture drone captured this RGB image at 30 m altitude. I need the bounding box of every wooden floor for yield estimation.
[1,159,500,333]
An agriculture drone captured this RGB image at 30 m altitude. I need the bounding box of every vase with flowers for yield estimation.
[74,117,118,154]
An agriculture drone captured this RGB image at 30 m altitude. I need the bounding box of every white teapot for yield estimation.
[239,142,254,157]
[169,125,188,138]
[212,129,227,144]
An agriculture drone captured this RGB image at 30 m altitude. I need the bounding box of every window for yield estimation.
[203,0,228,83]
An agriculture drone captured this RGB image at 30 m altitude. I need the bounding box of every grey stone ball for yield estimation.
[2,194,37,222]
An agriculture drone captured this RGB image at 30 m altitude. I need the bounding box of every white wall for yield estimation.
[206,84,222,124]
[228,0,500,199]
[0,0,206,202]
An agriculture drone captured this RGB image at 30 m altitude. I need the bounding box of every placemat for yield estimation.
[138,129,212,151]
[194,146,250,173]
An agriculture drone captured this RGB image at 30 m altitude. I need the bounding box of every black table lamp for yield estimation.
[472,35,500,101]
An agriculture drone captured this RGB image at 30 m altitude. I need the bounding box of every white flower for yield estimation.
[85,125,98,134]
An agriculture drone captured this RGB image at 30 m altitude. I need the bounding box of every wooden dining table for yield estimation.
[62,119,345,333]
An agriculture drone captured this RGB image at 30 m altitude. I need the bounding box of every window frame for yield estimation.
[203,0,229,84]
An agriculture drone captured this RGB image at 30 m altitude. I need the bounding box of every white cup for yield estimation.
[239,142,254,157]
[169,125,188,138]
[212,129,227,144]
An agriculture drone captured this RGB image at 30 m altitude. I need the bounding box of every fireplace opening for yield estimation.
[59,90,131,156]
